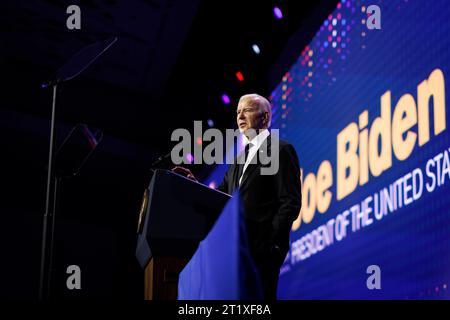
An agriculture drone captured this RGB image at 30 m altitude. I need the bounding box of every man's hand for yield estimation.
[172,166,197,181]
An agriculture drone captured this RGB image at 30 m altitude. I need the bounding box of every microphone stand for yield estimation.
[39,83,59,301]
[38,37,117,300]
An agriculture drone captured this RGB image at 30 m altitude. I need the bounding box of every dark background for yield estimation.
[0,0,337,299]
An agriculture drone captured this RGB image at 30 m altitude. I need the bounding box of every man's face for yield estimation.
[236,98,266,135]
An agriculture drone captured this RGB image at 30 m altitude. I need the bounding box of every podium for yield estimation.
[135,170,230,300]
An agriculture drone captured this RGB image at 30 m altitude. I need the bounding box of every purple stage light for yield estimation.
[273,7,283,19]
[222,94,230,105]
[208,181,216,189]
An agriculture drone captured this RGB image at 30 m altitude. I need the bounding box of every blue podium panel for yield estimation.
[178,192,263,300]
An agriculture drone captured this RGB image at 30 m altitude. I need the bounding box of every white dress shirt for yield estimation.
[239,129,270,186]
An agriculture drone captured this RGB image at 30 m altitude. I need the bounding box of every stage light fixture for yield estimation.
[273,7,283,19]
[236,71,244,82]
[222,94,230,105]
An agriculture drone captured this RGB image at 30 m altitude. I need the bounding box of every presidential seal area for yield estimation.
[177,304,271,317]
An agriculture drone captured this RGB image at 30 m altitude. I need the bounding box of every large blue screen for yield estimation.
[270,0,450,299]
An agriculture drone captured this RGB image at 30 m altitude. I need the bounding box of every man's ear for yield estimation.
[262,111,269,127]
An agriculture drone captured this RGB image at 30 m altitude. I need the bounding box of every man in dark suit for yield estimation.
[218,93,301,299]
[174,93,301,299]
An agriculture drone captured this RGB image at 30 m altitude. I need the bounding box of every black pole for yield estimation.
[39,84,58,300]
[47,177,60,299]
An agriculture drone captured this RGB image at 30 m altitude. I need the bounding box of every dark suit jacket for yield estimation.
[218,135,302,268]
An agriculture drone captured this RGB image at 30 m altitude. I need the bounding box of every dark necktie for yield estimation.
[236,143,252,189]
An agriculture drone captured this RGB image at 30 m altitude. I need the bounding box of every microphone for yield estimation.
[150,151,172,168]
[41,77,61,89]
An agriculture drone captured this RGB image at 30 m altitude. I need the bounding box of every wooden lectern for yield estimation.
[135,169,230,300]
